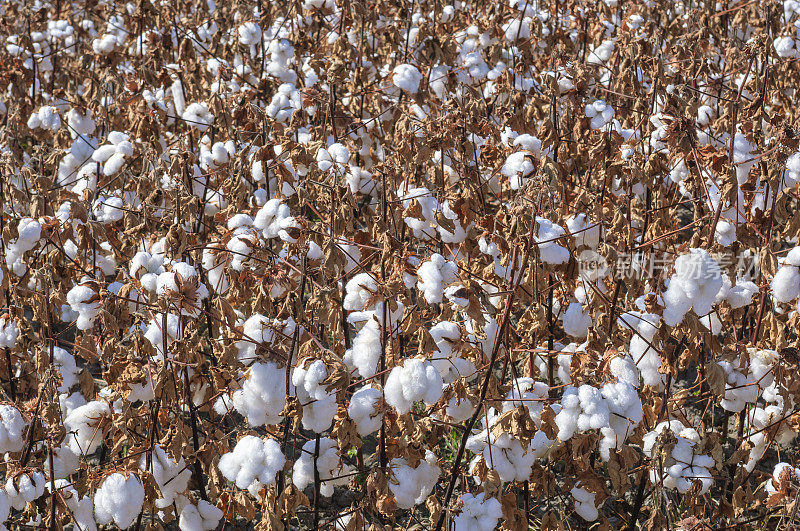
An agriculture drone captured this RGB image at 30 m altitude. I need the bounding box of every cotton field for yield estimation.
[1,0,800,529]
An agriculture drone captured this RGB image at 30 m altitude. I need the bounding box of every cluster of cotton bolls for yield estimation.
[292,359,339,432]
[642,420,715,494]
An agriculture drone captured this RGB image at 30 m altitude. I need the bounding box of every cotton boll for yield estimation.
[571,486,599,521]
[183,102,214,131]
[238,22,262,45]
[384,358,444,414]
[50,446,79,479]
[585,100,615,129]
[501,151,535,190]
[416,253,459,304]
[348,386,383,436]
[231,361,288,426]
[344,273,380,311]
[66,281,101,331]
[771,260,800,304]
[140,445,191,508]
[254,198,299,241]
[6,471,46,510]
[534,217,570,264]
[562,302,591,338]
[452,493,502,531]
[218,436,285,496]
[54,482,95,531]
[388,451,440,509]
[429,321,476,383]
[179,501,223,531]
[94,473,145,529]
[316,143,350,172]
[293,438,351,497]
[662,249,723,325]
[0,316,19,349]
[0,404,26,453]
[63,400,110,455]
[643,421,714,494]
[292,360,338,432]
[392,64,423,93]
[67,108,95,136]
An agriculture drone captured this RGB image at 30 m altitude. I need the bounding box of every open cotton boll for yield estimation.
[183,102,214,131]
[140,445,190,508]
[718,348,778,412]
[389,450,440,509]
[745,404,796,472]
[429,321,476,383]
[618,311,664,387]
[663,248,723,325]
[599,381,643,460]
[49,446,79,479]
[585,100,615,129]
[27,106,61,131]
[53,481,95,531]
[292,360,338,432]
[66,281,101,330]
[534,217,570,264]
[218,436,285,496]
[0,316,19,349]
[235,314,297,365]
[344,316,382,377]
[554,385,611,441]
[238,21,261,45]
[231,361,288,426]
[179,501,223,531]
[384,358,444,414]
[588,39,614,65]
[343,273,380,311]
[771,257,800,304]
[316,143,350,172]
[500,151,535,190]
[571,486,599,521]
[452,493,502,531]
[267,83,302,122]
[0,404,26,453]
[348,385,383,436]
[94,473,145,529]
[567,213,601,249]
[416,253,459,304]
[767,463,800,496]
[562,302,591,338]
[6,471,46,510]
[5,218,42,276]
[392,64,423,93]
[254,198,299,242]
[293,438,351,497]
[63,400,110,455]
